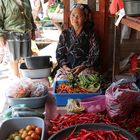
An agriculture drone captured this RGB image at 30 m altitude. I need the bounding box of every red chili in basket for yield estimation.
[46,111,140,139]
[65,129,129,140]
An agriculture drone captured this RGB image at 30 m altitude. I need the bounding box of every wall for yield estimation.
[121,30,140,60]
[107,16,140,71]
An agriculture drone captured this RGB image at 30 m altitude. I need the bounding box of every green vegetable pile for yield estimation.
[68,74,101,92]
[48,5,57,13]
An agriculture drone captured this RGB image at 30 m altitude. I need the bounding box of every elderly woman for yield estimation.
[53,3,100,81]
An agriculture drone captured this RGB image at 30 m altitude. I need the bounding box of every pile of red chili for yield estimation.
[46,110,140,139]
[65,129,128,140]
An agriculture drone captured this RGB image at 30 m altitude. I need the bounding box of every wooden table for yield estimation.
[0,88,66,126]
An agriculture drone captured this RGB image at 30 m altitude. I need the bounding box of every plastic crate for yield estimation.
[53,80,102,106]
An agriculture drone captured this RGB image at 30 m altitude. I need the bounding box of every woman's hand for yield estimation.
[71,65,86,75]
[0,36,6,47]
[62,65,71,73]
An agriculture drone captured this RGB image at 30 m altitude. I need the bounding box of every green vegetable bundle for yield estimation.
[68,74,101,92]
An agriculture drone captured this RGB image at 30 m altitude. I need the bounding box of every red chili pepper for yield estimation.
[97,134,106,140]
[118,133,129,140]
[47,111,140,139]
[53,113,61,121]
[81,132,92,140]
[52,126,58,131]
[106,130,118,139]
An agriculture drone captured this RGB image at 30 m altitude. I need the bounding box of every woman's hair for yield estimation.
[71,3,92,21]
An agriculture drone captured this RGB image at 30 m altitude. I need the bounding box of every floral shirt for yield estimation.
[56,24,100,69]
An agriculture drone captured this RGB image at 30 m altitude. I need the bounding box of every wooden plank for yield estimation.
[121,16,140,31]
[113,24,121,78]
[63,0,70,29]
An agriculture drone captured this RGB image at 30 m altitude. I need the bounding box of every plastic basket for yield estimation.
[53,80,102,106]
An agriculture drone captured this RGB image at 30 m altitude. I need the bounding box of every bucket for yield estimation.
[123,0,140,16]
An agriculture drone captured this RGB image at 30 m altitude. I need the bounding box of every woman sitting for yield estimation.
[53,3,100,81]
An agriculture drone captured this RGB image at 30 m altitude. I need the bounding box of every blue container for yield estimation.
[53,80,102,106]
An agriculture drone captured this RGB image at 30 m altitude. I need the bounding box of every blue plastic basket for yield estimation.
[53,80,102,106]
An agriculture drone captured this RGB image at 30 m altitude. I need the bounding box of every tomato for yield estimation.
[21,131,28,139]
[19,128,25,134]
[14,135,22,140]
[25,136,34,140]
[31,133,40,140]
[31,124,37,130]
[28,130,34,136]
[26,125,33,131]
[35,127,42,135]
[12,133,17,138]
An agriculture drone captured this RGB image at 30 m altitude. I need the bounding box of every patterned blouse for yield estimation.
[56,23,100,69]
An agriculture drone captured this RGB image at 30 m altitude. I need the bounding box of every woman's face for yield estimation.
[70,8,86,30]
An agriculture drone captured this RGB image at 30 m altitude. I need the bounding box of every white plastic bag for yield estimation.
[6,78,33,98]
[30,82,48,97]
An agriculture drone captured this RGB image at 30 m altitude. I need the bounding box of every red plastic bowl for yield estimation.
[80,95,106,113]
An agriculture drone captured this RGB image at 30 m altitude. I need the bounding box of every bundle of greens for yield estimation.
[67,74,101,92]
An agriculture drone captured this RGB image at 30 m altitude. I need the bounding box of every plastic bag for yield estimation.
[30,82,48,97]
[105,79,140,119]
[6,78,33,98]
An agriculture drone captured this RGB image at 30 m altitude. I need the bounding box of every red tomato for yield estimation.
[28,130,34,136]
[31,124,37,130]
[35,127,42,135]
[31,133,40,140]
[21,131,28,139]
[25,136,34,140]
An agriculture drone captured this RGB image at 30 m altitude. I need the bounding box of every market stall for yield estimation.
[1,0,140,140]
[1,77,140,139]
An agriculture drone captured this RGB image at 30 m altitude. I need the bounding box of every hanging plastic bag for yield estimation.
[105,79,140,119]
